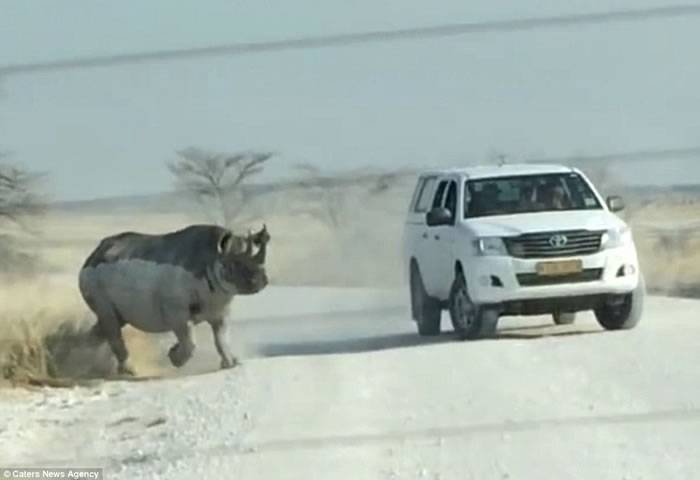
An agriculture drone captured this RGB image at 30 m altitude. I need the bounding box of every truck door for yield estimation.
[427,178,460,299]
[404,175,438,285]
[422,177,450,296]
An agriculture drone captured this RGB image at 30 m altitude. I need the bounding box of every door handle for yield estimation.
[434,235,441,241]
[422,232,429,239]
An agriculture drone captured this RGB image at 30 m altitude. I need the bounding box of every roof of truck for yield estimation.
[421,163,576,180]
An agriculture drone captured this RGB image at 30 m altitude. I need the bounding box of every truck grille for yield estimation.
[517,268,603,287]
[504,230,604,259]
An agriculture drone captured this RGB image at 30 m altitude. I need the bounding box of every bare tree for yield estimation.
[0,154,46,273]
[291,163,346,229]
[167,147,273,228]
[0,155,45,230]
[290,163,408,230]
[367,170,409,196]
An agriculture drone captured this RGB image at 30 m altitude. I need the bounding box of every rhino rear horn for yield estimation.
[252,225,269,264]
[218,232,234,255]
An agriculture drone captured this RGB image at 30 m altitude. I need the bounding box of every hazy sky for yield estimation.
[1,1,700,200]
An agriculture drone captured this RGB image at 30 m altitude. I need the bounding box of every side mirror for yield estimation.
[426,207,453,227]
[606,195,625,213]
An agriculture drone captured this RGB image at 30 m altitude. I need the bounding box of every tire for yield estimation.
[410,262,441,336]
[553,312,576,325]
[595,274,646,330]
[448,270,499,340]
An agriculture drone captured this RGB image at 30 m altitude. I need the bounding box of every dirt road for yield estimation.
[2,288,700,479]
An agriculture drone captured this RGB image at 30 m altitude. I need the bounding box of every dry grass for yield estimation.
[0,276,162,387]
[629,203,700,291]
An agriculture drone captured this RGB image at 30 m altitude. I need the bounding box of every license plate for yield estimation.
[536,260,583,276]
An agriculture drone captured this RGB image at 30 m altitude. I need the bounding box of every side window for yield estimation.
[567,174,601,208]
[432,181,448,209]
[444,181,457,224]
[413,177,437,213]
[463,181,472,218]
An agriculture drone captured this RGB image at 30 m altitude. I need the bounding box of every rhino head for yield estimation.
[216,225,270,295]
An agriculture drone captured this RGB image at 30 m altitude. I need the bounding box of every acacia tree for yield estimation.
[291,163,407,230]
[0,154,46,272]
[292,163,346,229]
[167,147,273,228]
[0,155,45,229]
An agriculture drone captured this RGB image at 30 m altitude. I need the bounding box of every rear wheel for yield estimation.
[410,262,441,336]
[448,270,499,340]
[595,275,646,330]
[553,312,576,325]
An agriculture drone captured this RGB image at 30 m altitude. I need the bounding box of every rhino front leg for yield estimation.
[209,318,238,369]
[168,323,196,368]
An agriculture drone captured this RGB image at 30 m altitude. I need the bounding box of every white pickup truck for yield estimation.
[402,164,644,339]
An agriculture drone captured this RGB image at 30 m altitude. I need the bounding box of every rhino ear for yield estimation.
[217,231,234,255]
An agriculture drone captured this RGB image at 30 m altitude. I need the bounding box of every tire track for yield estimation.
[31,407,700,468]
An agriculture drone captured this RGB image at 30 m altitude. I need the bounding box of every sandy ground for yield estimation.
[2,287,700,479]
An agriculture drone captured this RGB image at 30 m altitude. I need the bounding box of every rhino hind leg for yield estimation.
[168,323,195,368]
[85,295,134,375]
[90,316,133,375]
[106,308,134,376]
[109,333,134,376]
[84,322,107,347]
[209,318,238,369]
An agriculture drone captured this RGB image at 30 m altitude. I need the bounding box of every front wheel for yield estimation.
[410,263,441,336]
[449,270,499,340]
[595,275,646,330]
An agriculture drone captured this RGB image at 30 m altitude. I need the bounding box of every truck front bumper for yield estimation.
[465,246,640,306]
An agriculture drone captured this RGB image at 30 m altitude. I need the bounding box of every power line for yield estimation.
[2,4,700,76]
[247,146,700,193]
[527,146,700,164]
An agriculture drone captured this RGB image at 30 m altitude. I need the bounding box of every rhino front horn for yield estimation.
[254,224,271,246]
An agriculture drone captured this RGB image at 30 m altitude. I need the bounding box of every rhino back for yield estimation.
[82,224,226,279]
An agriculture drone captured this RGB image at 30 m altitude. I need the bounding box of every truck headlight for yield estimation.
[476,237,508,256]
[601,226,632,249]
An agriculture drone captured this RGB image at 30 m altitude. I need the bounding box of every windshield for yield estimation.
[465,172,602,218]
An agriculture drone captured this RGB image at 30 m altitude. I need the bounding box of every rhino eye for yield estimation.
[231,238,245,254]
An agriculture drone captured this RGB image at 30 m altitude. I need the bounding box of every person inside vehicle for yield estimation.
[537,181,570,210]
[479,182,502,215]
[551,185,570,209]
[519,184,536,211]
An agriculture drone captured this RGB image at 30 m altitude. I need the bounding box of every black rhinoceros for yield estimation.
[79,224,270,374]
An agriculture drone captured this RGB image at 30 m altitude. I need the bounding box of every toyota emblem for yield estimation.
[549,234,568,248]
